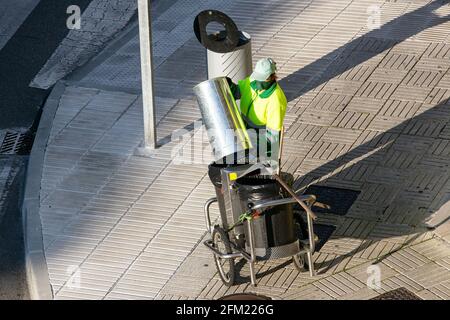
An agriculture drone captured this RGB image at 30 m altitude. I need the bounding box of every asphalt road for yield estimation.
[0,156,29,299]
[0,0,92,129]
[0,0,171,129]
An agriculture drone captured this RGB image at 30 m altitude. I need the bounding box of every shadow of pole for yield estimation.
[293,98,450,275]
[274,0,450,272]
[205,0,450,280]
[279,0,450,102]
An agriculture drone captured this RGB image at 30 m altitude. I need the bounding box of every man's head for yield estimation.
[250,58,277,82]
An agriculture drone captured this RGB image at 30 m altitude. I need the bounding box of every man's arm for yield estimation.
[266,129,280,146]
[266,128,280,159]
[265,100,285,159]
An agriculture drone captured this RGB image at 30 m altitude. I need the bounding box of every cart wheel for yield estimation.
[293,209,308,240]
[292,253,309,272]
[212,226,235,286]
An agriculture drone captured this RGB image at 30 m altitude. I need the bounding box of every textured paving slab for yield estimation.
[38,0,450,299]
[371,287,422,300]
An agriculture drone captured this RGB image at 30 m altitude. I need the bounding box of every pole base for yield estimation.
[134,143,157,158]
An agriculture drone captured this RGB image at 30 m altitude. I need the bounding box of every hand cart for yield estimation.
[203,162,320,287]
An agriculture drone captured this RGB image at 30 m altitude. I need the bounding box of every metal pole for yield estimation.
[277,126,284,175]
[138,0,157,149]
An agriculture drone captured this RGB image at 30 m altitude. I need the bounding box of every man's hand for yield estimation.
[226,76,241,99]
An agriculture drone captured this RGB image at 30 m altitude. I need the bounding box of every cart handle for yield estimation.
[273,174,318,220]
[204,197,218,234]
[250,195,315,211]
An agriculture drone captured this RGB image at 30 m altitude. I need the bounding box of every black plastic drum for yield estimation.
[235,175,297,257]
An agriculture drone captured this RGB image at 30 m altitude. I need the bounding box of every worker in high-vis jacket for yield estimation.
[227,57,287,160]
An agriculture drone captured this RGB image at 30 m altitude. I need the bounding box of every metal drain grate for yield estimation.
[371,287,422,300]
[303,185,360,216]
[0,130,34,155]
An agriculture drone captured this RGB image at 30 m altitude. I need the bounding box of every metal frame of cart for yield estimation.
[202,162,319,287]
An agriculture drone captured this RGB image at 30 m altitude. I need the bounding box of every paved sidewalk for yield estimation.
[37,0,450,299]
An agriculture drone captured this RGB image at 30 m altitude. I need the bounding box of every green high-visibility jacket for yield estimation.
[236,77,287,131]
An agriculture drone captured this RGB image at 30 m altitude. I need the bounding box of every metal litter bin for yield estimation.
[194,10,252,83]
[206,31,252,82]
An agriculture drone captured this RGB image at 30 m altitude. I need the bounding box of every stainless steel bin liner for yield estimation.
[193,77,252,160]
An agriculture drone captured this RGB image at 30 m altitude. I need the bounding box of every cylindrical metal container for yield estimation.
[193,77,252,160]
[207,31,252,83]
[235,175,299,260]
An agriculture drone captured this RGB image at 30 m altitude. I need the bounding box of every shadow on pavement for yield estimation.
[230,0,450,278]
[279,0,450,101]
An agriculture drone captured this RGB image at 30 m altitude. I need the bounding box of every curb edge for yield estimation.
[22,81,66,300]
